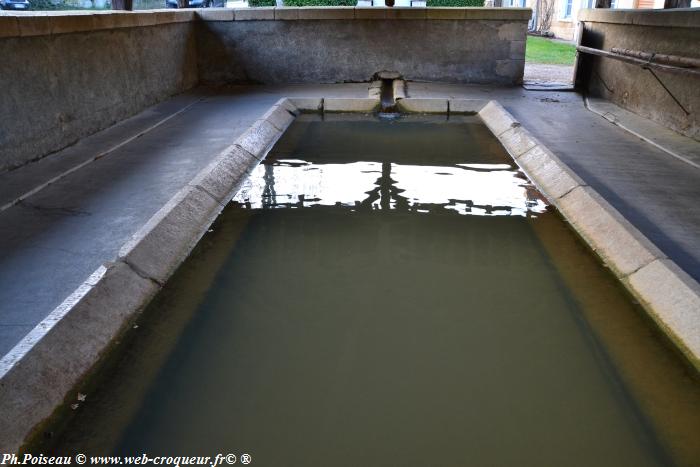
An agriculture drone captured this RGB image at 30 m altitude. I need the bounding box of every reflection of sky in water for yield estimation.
[234,159,548,217]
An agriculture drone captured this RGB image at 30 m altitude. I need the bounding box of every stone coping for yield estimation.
[578,7,700,29]
[478,100,700,374]
[3,96,696,455]
[0,7,531,38]
[0,97,299,454]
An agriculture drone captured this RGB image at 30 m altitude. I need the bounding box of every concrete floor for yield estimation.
[0,83,698,357]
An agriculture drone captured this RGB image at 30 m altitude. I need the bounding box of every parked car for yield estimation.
[165,0,224,6]
[0,0,30,9]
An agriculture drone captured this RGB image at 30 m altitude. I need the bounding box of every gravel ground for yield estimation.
[524,63,574,84]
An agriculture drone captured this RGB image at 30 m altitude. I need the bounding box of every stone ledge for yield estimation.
[0,262,160,454]
[397,98,448,113]
[233,7,275,20]
[449,98,488,114]
[297,6,355,20]
[386,7,426,19]
[0,7,530,38]
[1,9,194,38]
[478,99,700,373]
[196,8,234,21]
[625,259,700,372]
[324,97,380,113]
[0,99,298,453]
[578,7,700,29]
[0,16,19,37]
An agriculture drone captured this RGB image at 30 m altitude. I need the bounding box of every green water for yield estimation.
[37,115,700,466]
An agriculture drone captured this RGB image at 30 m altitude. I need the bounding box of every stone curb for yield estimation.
[449,98,488,114]
[288,97,323,112]
[478,100,700,372]
[324,98,379,113]
[0,98,298,454]
[397,98,448,113]
[0,8,531,39]
[0,262,160,454]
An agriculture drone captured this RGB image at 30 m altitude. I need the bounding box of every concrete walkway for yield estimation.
[0,82,699,357]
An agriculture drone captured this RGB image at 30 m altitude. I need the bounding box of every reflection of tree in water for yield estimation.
[358,162,410,211]
[258,160,544,216]
[261,164,278,207]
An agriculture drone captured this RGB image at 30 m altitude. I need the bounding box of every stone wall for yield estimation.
[0,11,198,172]
[196,8,530,85]
[578,9,700,141]
[0,8,529,172]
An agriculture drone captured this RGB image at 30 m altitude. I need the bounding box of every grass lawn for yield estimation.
[526,36,576,65]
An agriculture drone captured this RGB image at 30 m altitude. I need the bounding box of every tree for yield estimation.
[538,0,555,33]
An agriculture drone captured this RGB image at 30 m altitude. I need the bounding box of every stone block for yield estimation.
[288,97,323,112]
[393,79,407,100]
[135,11,157,27]
[463,8,531,20]
[190,145,258,204]
[275,7,299,20]
[355,7,386,19]
[478,101,519,136]
[510,40,525,59]
[626,259,700,371]
[368,81,382,99]
[386,7,426,19]
[234,119,282,159]
[497,21,527,41]
[496,59,525,82]
[449,99,487,114]
[118,186,222,284]
[498,126,537,157]
[49,14,96,35]
[558,186,663,277]
[517,145,584,200]
[169,9,197,22]
[427,7,465,20]
[324,98,379,113]
[0,16,20,38]
[110,12,142,29]
[298,7,354,20]
[273,97,298,115]
[91,12,120,30]
[18,16,52,37]
[261,104,296,132]
[0,261,158,454]
[234,7,274,21]
[397,98,448,113]
[196,8,235,21]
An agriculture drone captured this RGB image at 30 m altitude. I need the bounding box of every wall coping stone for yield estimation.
[578,8,700,29]
[0,7,530,38]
